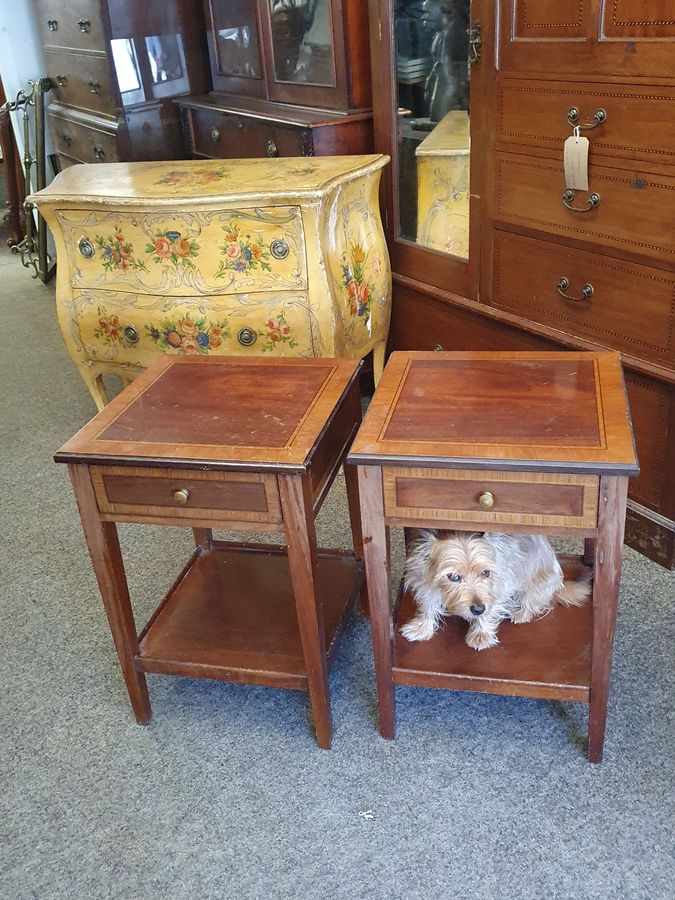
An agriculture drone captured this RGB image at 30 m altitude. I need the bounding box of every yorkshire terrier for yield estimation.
[401,530,592,651]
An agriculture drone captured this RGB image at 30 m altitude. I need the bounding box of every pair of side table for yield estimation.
[57,351,638,761]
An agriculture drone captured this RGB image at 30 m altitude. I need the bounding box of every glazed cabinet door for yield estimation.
[369,0,491,300]
[499,0,675,77]
[204,0,267,97]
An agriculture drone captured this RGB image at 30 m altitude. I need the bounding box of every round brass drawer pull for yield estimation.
[237,326,258,347]
[123,324,139,344]
[270,239,289,260]
[173,488,190,505]
[478,491,495,510]
[210,126,220,143]
[77,237,95,259]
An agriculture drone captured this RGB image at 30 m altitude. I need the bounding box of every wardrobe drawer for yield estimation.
[491,231,675,366]
[495,153,675,266]
[382,468,599,531]
[36,0,106,53]
[46,49,116,116]
[48,110,119,163]
[497,80,675,166]
[189,107,306,159]
[91,467,282,526]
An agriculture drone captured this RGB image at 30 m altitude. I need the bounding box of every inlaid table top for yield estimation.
[348,351,638,475]
[55,355,361,473]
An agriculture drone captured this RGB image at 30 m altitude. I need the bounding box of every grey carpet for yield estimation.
[1,227,674,900]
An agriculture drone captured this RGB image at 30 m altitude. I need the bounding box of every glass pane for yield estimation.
[110,39,145,106]
[212,0,262,79]
[395,0,471,259]
[146,35,184,85]
[269,0,336,86]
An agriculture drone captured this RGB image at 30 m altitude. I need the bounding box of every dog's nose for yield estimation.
[470,603,485,617]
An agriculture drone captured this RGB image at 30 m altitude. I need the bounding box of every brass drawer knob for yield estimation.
[77,237,95,259]
[92,145,105,159]
[266,139,278,158]
[270,239,289,260]
[77,18,91,33]
[478,491,495,510]
[55,74,67,87]
[87,80,101,94]
[47,19,58,31]
[210,126,220,143]
[173,488,190,505]
[62,134,72,146]
[237,326,258,347]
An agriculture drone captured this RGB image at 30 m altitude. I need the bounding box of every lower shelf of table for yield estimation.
[136,542,362,691]
[393,556,592,702]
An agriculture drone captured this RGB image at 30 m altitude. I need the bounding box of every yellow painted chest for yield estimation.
[29,155,391,408]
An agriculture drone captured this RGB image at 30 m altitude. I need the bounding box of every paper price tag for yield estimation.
[564,128,589,191]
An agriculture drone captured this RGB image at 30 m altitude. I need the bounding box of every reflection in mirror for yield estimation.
[213,0,262,78]
[395,0,471,259]
[111,39,144,106]
[146,35,185,84]
[269,0,335,86]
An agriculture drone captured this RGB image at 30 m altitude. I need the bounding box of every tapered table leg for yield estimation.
[589,476,629,763]
[68,464,151,723]
[280,474,332,749]
[357,464,395,738]
[344,451,368,616]
[192,528,213,550]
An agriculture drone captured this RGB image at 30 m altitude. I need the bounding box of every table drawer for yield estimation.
[92,467,282,526]
[383,468,599,531]
[497,79,675,166]
[36,0,106,53]
[57,206,307,296]
[70,289,318,364]
[48,109,119,163]
[491,230,675,366]
[189,107,306,159]
[495,153,675,266]
[46,48,116,116]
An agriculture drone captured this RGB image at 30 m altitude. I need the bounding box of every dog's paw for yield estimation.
[510,608,535,624]
[400,616,437,642]
[465,627,499,651]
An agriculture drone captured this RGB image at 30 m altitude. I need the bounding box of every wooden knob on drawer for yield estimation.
[478,491,495,509]
[173,489,190,505]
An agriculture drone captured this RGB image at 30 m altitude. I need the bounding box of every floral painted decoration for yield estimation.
[341,242,373,324]
[93,308,137,347]
[153,166,231,187]
[145,230,200,268]
[259,313,298,352]
[215,223,273,278]
[95,230,148,273]
[145,314,231,354]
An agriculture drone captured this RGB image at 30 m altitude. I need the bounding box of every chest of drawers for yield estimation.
[28,155,391,408]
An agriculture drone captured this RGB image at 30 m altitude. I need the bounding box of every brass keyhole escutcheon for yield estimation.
[173,488,190,505]
[478,491,495,510]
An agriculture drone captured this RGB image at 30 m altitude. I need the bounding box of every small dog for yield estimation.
[401,530,592,651]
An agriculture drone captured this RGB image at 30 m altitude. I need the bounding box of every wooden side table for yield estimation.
[56,355,365,749]
[348,351,639,762]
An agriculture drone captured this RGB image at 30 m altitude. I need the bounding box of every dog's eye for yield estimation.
[447,573,462,582]
[481,570,491,578]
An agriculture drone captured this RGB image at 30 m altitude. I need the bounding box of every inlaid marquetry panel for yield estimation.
[495,154,675,266]
[92,466,283,526]
[602,1,675,37]
[383,467,599,531]
[513,0,587,37]
[491,231,675,366]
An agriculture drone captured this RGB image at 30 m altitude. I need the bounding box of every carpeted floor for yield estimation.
[1,213,673,899]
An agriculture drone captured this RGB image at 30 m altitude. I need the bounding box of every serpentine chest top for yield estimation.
[28,155,391,409]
